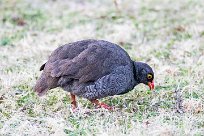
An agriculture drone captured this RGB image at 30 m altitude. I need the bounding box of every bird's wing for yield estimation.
[47,44,112,83]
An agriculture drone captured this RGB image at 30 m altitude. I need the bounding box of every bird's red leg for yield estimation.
[69,93,77,110]
[90,99,112,110]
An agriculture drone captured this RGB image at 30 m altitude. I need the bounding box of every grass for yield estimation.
[0,0,204,135]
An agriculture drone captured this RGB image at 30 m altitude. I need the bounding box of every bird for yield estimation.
[34,39,154,110]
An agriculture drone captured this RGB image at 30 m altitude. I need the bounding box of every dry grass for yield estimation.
[0,0,204,135]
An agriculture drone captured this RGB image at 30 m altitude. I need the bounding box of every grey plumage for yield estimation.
[34,39,154,101]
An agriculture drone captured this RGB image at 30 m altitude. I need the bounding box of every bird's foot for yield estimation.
[90,99,113,111]
[67,93,78,112]
[71,101,77,112]
[99,102,113,110]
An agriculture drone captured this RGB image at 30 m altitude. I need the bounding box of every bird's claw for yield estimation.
[99,102,113,111]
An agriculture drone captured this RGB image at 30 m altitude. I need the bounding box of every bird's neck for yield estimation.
[132,61,140,85]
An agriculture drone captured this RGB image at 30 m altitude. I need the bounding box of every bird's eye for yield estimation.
[147,74,152,80]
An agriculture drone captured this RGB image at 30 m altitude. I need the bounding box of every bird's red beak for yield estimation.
[148,81,154,90]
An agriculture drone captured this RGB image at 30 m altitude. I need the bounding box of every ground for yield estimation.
[0,0,204,135]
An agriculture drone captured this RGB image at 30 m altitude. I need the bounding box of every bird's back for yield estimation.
[47,39,131,66]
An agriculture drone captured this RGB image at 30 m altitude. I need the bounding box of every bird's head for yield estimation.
[133,62,154,90]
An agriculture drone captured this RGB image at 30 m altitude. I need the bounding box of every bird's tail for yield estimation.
[34,72,49,96]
